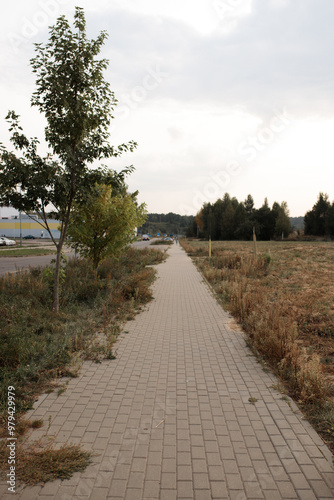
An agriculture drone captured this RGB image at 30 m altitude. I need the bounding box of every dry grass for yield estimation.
[181,239,334,449]
[0,416,91,486]
[0,439,91,486]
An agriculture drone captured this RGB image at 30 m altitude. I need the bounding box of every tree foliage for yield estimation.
[67,183,147,269]
[304,193,334,237]
[139,213,195,237]
[196,194,291,241]
[0,8,137,311]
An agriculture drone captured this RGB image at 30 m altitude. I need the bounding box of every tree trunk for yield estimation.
[53,239,65,313]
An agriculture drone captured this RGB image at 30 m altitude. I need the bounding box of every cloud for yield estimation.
[269,0,291,9]
[6,1,332,121]
[86,0,334,123]
[1,1,334,217]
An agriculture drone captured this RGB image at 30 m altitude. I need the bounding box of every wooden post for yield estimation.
[253,226,257,257]
[209,236,212,258]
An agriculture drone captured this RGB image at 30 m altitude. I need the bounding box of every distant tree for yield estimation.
[195,209,204,236]
[274,201,291,238]
[220,198,236,240]
[207,204,216,239]
[68,182,147,269]
[200,202,213,239]
[212,198,224,239]
[326,202,334,238]
[254,198,276,240]
[234,203,252,240]
[304,193,331,236]
[243,194,255,215]
[186,218,198,237]
[0,8,136,311]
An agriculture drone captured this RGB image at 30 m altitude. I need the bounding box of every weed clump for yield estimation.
[0,440,91,485]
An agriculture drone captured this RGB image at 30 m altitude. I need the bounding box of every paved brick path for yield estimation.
[3,244,334,499]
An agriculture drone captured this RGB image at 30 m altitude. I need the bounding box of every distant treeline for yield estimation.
[139,192,334,240]
[290,217,304,231]
[138,212,195,236]
[190,194,291,241]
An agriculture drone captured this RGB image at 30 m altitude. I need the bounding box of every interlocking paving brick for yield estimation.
[5,244,334,499]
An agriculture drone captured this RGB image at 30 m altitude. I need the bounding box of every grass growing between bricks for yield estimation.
[0,246,167,485]
[181,239,334,452]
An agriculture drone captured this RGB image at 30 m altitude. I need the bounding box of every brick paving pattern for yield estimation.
[2,244,334,499]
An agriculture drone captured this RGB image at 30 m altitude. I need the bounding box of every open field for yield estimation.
[181,239,334,449]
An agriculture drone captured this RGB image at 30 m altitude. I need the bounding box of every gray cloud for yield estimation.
[1,1,333,216]
[91,0,334,120]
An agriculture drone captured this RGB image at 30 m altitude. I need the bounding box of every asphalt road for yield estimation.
[0,249,75,276]
[0,239,156,276]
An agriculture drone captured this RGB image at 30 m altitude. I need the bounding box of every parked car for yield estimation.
[0,237,16,246]
[142,234,150,241]
[23,235,36,239]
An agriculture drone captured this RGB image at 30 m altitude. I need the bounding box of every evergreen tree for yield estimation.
[220,198,236,240]
[304,193,331,236]
[243,194,255,215]
[254,198,275,240]
[326,203,334,238]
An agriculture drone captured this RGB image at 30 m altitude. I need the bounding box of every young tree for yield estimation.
[67,182,147,269]
[0,8,136,311]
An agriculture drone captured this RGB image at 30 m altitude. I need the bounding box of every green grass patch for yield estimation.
[0,248,56,257]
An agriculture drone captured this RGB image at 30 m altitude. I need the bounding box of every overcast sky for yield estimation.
[1,0,334,217]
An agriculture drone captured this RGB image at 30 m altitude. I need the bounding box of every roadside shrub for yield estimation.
[114,268,155,303]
